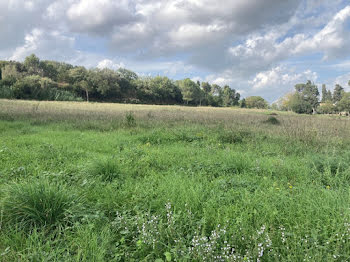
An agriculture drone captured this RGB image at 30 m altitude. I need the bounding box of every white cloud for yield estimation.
[97,59,124,70]
[296,5,350,59]
[67,0,138,34]
[1,0,350,102]
[9,28,75,62]
[250,66,318,91]
[328,73,350,91]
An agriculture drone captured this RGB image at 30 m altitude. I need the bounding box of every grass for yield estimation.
[1,180,82,231]
[1,99,350,261]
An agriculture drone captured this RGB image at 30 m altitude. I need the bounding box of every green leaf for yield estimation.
[164,251,172,262]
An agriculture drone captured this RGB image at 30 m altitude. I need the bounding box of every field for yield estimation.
[1,99,350,261]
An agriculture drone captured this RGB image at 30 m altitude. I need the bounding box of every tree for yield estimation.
[68,67,92,102]
[176,78,201,105]
[240,98,246,108]
[1,64,22,80]
[136,76,182,104]
[222,85,240,106]
[24,54,42,76]
[210,84,223,106]
[201,82,211,105]
[326,90,332,102]
[12,75,57,100]
[277,92,295,111]
[318,101,335,114]
[337,92,350,112]
[289,93,313,114]
[245,96,268,109]
[321,84,332,102]
[116,68,138,100]
[40,61,59,80]
[333,84,344,103]
[293,80,319,114]
[88,68,121,100]
[201,82,211,94]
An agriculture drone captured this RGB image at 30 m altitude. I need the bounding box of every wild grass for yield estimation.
[1,180,82,231]
[1,99,350,261]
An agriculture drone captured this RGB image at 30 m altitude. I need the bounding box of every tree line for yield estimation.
[0,54,249,108]
[4,54,347,115]
[275,80,350,114]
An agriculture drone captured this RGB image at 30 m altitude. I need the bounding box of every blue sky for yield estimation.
[1,0,350,102]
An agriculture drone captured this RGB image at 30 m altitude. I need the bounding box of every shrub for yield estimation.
[245,96,268,109]
[1,181,81,230]
[0,85,14,99]
[263,116,280,125]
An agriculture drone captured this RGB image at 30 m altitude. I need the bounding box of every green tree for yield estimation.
[1,64,22,80]
[136,76,182,104]
[176,78,201,105]
[68,67,92,102]
[200,82,212,106]
[245,96,268,109]
[222,85,240,106]
[88,69,121,100]
[240,98,246,108]
[40,61,59,80]
[321,84,332,102]
[24,54,42,76]
[318,101,335,114]
[337,92,350,112]
[12,75,58,100]
[290,93,313,114]
[210,84,223,106]
[333,84,344,103]
[293,80,319,114]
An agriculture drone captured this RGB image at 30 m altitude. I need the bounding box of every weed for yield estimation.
[125,112,136,127]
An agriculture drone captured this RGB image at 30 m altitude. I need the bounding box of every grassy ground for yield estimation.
[1,99,350,261]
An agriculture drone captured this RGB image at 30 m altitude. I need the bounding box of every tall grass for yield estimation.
[1,180,82,231]
[1,99,350,260]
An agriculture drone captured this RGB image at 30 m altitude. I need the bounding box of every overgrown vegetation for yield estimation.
[1,99,350,261]
[274,80,350,114]
[0,54,242,107]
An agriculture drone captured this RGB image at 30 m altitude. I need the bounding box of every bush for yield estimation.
[0,85,14,99]
[263,116,280,125]
[1,181,82,230]
[245,96,268,109]
[318,102,335,114]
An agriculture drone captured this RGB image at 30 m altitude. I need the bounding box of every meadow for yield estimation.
[1,99,350,261]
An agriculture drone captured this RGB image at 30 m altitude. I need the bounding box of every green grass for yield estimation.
[1,99,350,261]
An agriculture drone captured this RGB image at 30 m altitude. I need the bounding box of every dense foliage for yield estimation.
[0,54,241,107]
[275,80,350,114]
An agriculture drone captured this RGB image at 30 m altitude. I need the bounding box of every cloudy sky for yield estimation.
[1,0,350,101]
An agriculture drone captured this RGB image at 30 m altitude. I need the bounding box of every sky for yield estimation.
[1,0,350,102]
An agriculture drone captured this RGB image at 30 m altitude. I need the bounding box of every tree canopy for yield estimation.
[0,54,243,107]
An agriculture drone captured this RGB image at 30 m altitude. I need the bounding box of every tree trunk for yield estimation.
[86,89,89,102]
